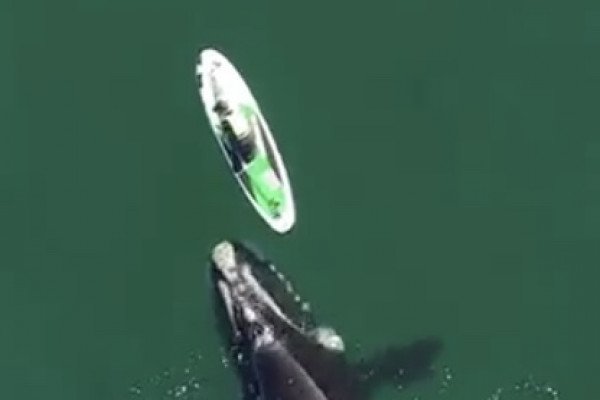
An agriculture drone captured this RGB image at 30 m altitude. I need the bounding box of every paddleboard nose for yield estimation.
[199,48,222,67]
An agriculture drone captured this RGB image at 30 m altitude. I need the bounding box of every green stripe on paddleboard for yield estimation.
[246,155,285,216]
[240,103,255,119]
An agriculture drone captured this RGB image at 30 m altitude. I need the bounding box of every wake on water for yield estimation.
[127,348,560,400]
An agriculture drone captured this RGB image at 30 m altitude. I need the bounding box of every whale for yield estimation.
[207,240,443,400]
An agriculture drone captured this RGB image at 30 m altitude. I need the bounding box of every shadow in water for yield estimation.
[356,337,444,396]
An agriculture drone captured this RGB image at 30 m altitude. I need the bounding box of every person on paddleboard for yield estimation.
[214,99,282,216]
[214,99,257,164]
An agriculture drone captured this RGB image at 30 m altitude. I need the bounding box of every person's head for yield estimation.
[214,99,230,115]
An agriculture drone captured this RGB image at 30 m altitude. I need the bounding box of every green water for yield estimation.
[2,0,599,399]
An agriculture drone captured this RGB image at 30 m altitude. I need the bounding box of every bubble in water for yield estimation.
[174,384,188,398]
[187,351,203,365]
[126,347,215,400]
[441,366,453,389]
[128,385,142,395]
[486,387,501,400]
[221,354,230,368]
[149,374,160,385]
[189,377,203,391]
[485,374,561,400]
[443,366,453,382]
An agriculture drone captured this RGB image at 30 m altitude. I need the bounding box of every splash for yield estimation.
[437,365,454,394]
[485,375,560,400]
[408,364,560,400]
[365,361,560,400]
[127,350,211,400]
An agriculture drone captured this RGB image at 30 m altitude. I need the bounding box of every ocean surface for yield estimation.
[2,0,599,399]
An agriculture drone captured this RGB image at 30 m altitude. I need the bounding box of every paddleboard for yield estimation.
[195,48,296,234]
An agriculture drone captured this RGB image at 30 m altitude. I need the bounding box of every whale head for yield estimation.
[209,240,343,351]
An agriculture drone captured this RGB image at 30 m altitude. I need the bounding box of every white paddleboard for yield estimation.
[195,48,296,234]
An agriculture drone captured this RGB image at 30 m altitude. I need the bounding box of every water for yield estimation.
[2,0,599,399]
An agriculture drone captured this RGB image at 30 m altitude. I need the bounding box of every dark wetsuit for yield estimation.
[214,100,257,167]
[221,122,256,173]
[235,133,256,163]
